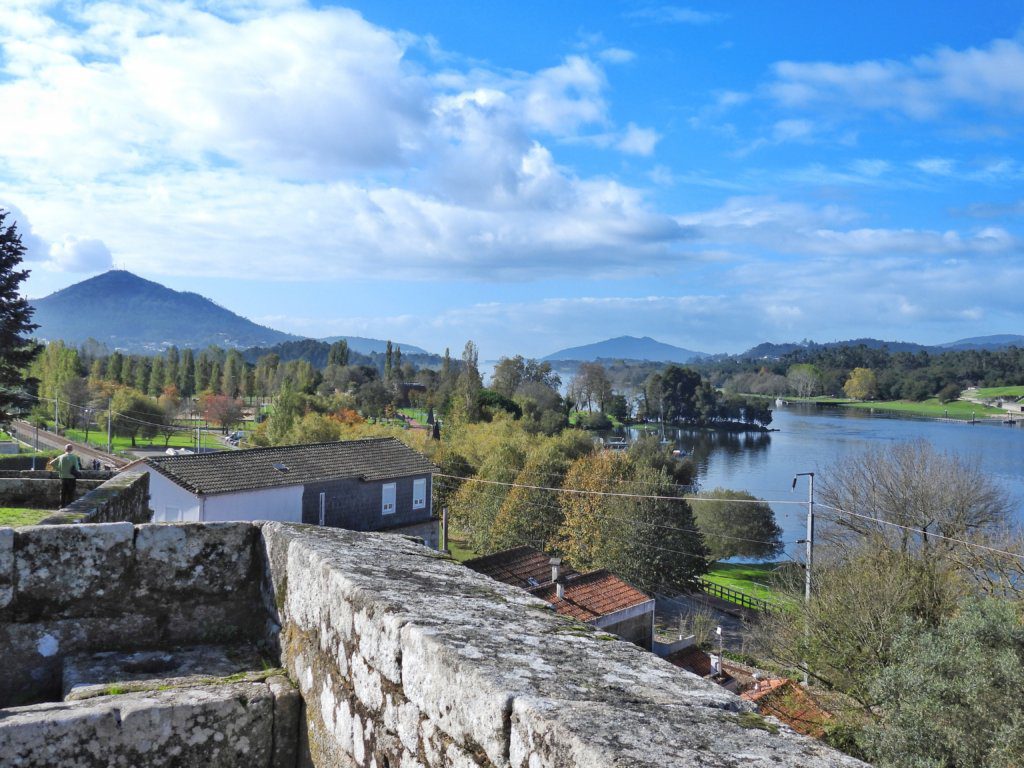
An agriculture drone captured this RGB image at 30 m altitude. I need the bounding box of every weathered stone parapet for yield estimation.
[262,522,868,768]
[0,522,267,707]
[0,477,104,507]
[0,678,300,768]
[36,471,150,525]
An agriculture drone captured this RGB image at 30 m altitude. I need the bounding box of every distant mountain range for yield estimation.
[738,335,1024,359]
[319,336,427,355]
[543,336,707,363]
[29,271,426,355]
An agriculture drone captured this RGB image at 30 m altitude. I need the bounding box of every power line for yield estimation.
[435,472,810,506]
[816,502,1024,562]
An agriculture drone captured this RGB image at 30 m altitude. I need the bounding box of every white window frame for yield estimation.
[382,482,396,515]
[412,478,426,510]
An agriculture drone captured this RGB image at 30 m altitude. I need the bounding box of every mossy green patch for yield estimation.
[735,712,779,734]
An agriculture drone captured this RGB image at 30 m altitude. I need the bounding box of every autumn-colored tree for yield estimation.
[557,451,708,591]
[843,367,877,400]
[200,393,243,433]
[490,431,595,552]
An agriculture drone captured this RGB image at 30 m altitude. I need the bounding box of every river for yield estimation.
[618,403,1024,559]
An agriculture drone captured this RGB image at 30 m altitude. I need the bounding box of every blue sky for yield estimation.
[2,1,1022,358]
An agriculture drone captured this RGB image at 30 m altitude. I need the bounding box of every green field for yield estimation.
[0,508,53,527]
[445,535,482,563]
[970,386,1024,399]
[62,428,223,453]
[703,562,789,602]
[788,396,1005,420]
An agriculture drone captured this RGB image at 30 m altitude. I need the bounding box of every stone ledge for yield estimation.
[0,679,300,768]
[262,522,869,768]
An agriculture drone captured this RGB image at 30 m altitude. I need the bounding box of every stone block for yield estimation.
[0,526,13,608]
[268,675,302,768]
[62,644,263,701]
[13,523,134,613]
[134,522,256,596]
[0,683,278,768]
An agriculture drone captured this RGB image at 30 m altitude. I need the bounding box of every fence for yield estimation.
[698,578,770,612]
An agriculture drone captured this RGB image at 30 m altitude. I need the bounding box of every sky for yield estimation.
[2,0,1023,359]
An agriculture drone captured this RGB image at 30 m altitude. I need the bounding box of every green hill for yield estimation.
[30,270,300,352]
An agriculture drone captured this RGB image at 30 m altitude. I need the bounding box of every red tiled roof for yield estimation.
[666,646,713,677]
[529,569,652,622]
[464,546,578,590]
[741,679,834,738]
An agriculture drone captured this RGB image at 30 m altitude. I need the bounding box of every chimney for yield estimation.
[549,557,562,584]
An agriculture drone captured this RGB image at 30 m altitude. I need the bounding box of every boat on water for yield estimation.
[602,437,630,451]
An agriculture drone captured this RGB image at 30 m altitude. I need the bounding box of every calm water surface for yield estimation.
[625,403,1024,558]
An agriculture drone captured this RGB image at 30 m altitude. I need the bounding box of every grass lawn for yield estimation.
[445,534,481,563]
[0,508,54,527]
[703,562,789,602]
[842,398,1004,419]
[399,408,430,423]
[788,396,1004,420]
[63,428,222,452]
[970,386,1024,399]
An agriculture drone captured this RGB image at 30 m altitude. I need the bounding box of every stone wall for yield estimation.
[38,471,151,525]
[0,478,104,507]
[0,522,267,707]
[260,523,868,767]
[1,521,868,766]
[0,678,300,768]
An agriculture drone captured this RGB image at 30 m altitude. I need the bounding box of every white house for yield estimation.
[139,437,439,547]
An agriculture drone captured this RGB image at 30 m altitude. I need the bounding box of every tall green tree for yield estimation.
[691,488,783,562]
[0,210,40,423]
[865,599,1024,768]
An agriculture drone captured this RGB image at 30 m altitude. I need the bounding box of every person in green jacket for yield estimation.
[48,444,82,508]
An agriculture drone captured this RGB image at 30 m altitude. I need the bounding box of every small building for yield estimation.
[142,437,438,547]
[741,678,834,738]
[465,547,655,649]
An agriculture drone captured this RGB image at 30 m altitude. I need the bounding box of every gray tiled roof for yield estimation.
[146,437,437,496]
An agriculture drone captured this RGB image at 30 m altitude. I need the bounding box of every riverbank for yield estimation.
[784,396,1007,421]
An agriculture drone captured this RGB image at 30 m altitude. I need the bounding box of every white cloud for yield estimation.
[914,157,955,175]
[628,6,726,25]
[768,37,1024,120]
[47,236,113,272]
[617,123,660,155]
[599,48,635,64]
[0,3,685,281]
[523,56,607,135]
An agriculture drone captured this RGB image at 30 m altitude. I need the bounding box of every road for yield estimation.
[8,420,128,469]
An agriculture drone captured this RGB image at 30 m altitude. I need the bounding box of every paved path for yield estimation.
[655,591,756,653]
[8,420,128,469]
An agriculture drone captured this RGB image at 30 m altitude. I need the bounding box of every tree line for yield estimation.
[703,343,1024,401]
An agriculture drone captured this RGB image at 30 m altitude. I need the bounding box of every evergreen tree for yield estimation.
[327,340,349,367]
[0,210,41,423]
[179,348,196,397]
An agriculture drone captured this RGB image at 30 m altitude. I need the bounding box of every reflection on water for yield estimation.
[607,403,1024,559]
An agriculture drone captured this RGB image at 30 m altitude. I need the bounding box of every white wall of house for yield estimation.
[146,469,202,523]
[203,485,303,523]
[145,467,303,523]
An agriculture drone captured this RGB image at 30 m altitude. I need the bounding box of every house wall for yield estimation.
[145,468,202,522]
[204,485,304,523]
[592,600,656,650]
[299,474,432,532]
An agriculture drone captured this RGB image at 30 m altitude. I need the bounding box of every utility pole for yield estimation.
[793,471,815,685]
[106,399,112,454]
[53,396,59,436]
